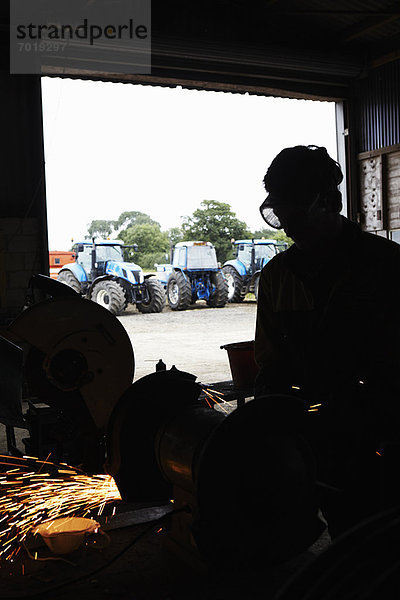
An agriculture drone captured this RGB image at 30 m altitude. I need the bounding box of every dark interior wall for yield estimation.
[0,71,49,324]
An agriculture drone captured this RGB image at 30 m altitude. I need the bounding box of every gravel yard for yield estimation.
[119,300,257,385]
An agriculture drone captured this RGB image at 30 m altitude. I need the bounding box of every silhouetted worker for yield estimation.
[255,145,400,538]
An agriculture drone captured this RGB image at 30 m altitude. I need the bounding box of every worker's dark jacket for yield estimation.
[255,219,400,532]
[256,218,400,412]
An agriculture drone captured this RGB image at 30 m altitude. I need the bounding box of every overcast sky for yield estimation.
[41,77,337,250]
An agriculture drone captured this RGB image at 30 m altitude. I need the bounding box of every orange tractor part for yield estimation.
[49,251,76,279]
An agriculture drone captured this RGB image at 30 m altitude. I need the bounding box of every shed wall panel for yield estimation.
[387,151,400,230]
[358,61,400,153]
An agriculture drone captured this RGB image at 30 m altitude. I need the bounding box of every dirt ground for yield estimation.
[120,300,258,385]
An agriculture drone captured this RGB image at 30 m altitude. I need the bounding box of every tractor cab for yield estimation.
[223,239,287,302]
[234,239,286,274]
[73,241,136,279]
[172,241,219,271]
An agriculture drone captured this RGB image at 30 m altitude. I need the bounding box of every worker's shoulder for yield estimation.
[261,247,292,276]
[358,229,400,260]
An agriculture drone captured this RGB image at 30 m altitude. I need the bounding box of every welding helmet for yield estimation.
[260,145,343,229]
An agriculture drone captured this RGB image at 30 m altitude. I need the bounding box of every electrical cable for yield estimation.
[0,505,189,600]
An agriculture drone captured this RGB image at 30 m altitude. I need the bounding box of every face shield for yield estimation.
[259,193,323,231]
[259,200,283,229]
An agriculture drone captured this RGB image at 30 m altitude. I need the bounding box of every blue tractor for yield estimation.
[57,239,165,315]
[156,241,228,311]
[222,239,287,302]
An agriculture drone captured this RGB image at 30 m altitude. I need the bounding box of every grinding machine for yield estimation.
[1,275,134,472]
[105,370,323,569]
[1,275,322,569]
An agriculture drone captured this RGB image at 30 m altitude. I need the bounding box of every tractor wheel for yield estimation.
[137,278,165,313]
[207,271,228,308]
[167,271,192,311]
[90,280,126,316]
[222,265,244,303]
[57,270,81,293]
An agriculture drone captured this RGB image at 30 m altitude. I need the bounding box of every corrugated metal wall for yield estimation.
[358,60,400,153]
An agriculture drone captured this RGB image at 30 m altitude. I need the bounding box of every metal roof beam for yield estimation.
[339,3,400,43]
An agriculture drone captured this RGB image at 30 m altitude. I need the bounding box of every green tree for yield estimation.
[86,219,116,239]
[181,200,251,263]
[166,227,184,247]
[86,211,160,242]
[137,251,170,270]
[115,211,159,231]
[252,227,293,247]
[120,223,169,265]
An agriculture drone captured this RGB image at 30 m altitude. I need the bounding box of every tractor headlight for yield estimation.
[126,270,136,283]
[127,269,143,284]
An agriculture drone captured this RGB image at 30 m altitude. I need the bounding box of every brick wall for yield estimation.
[0,218,44,323]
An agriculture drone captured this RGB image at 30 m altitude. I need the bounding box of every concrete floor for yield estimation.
[0,502,331,600]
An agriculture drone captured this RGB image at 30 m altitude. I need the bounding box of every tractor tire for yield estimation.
[57,270,81,294]
[90,280,126,316]
[222,265,244,303]
[137,278,165,313]
[167,271,192,311]
[207,271,228,308]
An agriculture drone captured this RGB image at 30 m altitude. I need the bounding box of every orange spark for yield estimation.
[201,386,229,414]
[0,455,121,561]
